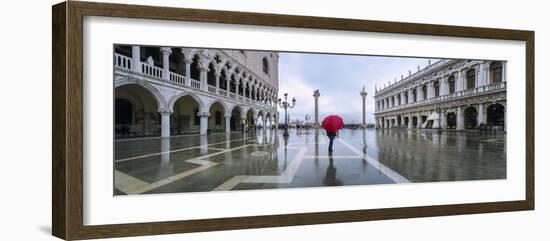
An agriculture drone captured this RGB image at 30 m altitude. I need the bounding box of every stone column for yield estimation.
[427,81,433,99]
[440,77,447,96]
[360,89,368,127]
[160,109,172,138]
[408,114,412,129]
[456,106,464,130]
[198,112,210,135]
[457,70,464,92]
[478,103,485,126]
[241,118,247,133]
[225,115,231,133]
[313,90,320,127]
[502,63,507,82]
[184,59,192,87]
[199,66,208,91]
[160,47,172,81]
[215,71,221,94]
[131,46,141,72]
[417,86,423,101]
[479,63,487,87]
[226,76,231,95]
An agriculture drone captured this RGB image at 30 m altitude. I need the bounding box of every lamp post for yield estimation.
[278,93,296,137]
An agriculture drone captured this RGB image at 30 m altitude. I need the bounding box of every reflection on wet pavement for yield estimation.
[114,128,506,195]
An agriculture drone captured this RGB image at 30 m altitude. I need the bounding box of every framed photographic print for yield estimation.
[52,1,534,240]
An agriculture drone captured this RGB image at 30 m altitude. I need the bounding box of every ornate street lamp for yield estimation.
[278,93,296,137]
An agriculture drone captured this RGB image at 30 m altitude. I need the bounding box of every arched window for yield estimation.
[413,89,417,102]
[448,76,456,94]
[262,57,269,75]
[404,92,408,104]
[490,62,503,84]
[434,81,440,97]
[466,69,476,89]
[207,63,216,86]
[190,55,200,81]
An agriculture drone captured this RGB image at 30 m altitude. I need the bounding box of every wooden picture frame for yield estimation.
[52,1,534,240]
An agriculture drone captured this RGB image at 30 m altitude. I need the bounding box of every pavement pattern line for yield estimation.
[212,147,308,191]
[337,138,411,183]
[115,137,250,163]
[114,171,150,195]
[119,143,276,194]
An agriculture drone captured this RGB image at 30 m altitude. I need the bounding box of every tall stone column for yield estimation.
[225,115,231,133]
[478,103,485,126]
[313,90,320,127]
[360,88,368,127]
[131,46,141,72]
[198,112,210,135]
[456,106,464,130]
[160,47,172,81]
[160,109,172,138]
[408,114,412,129]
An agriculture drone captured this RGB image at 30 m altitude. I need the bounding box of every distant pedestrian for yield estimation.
[322,115,344,153]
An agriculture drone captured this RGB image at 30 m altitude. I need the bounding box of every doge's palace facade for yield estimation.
[374,59,506,131]
[114,45,279,138]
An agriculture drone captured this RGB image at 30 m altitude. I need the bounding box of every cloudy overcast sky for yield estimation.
[276,52,437,124]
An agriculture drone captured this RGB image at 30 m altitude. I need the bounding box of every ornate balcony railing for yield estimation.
[208,86,217,93]
[190,79,201,89]
[375,81,506,114]
[114,54,132,70]
[114,53,276,110]
[169,72,185,85]
[141,62,163,79]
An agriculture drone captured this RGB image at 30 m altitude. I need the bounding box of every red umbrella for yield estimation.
[322,115,344,133]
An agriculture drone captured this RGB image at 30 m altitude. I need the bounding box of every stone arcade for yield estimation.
[114,45,279,138]
[374,59,506,130]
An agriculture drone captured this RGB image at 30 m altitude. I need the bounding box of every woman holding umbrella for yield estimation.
[322,115,344,153]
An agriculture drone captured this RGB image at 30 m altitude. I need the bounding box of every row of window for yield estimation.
[376,62,503,110]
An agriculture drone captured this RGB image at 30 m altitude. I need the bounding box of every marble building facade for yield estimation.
[374,59,506,130]
[114,45,279,138]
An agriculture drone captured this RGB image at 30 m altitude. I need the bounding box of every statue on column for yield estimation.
[360,86,368,128]
[313,89,321,128]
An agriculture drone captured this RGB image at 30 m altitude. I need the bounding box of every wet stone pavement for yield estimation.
[114,128,506,195]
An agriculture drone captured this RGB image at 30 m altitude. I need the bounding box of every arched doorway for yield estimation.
[172,95,200,135]
[446,112,456,129]
[230,107,242,131]
[114,84,160,138]
[412,116,418,128]
[208,102,226,133]
[486,104,505,128]
[464,106,478,129]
